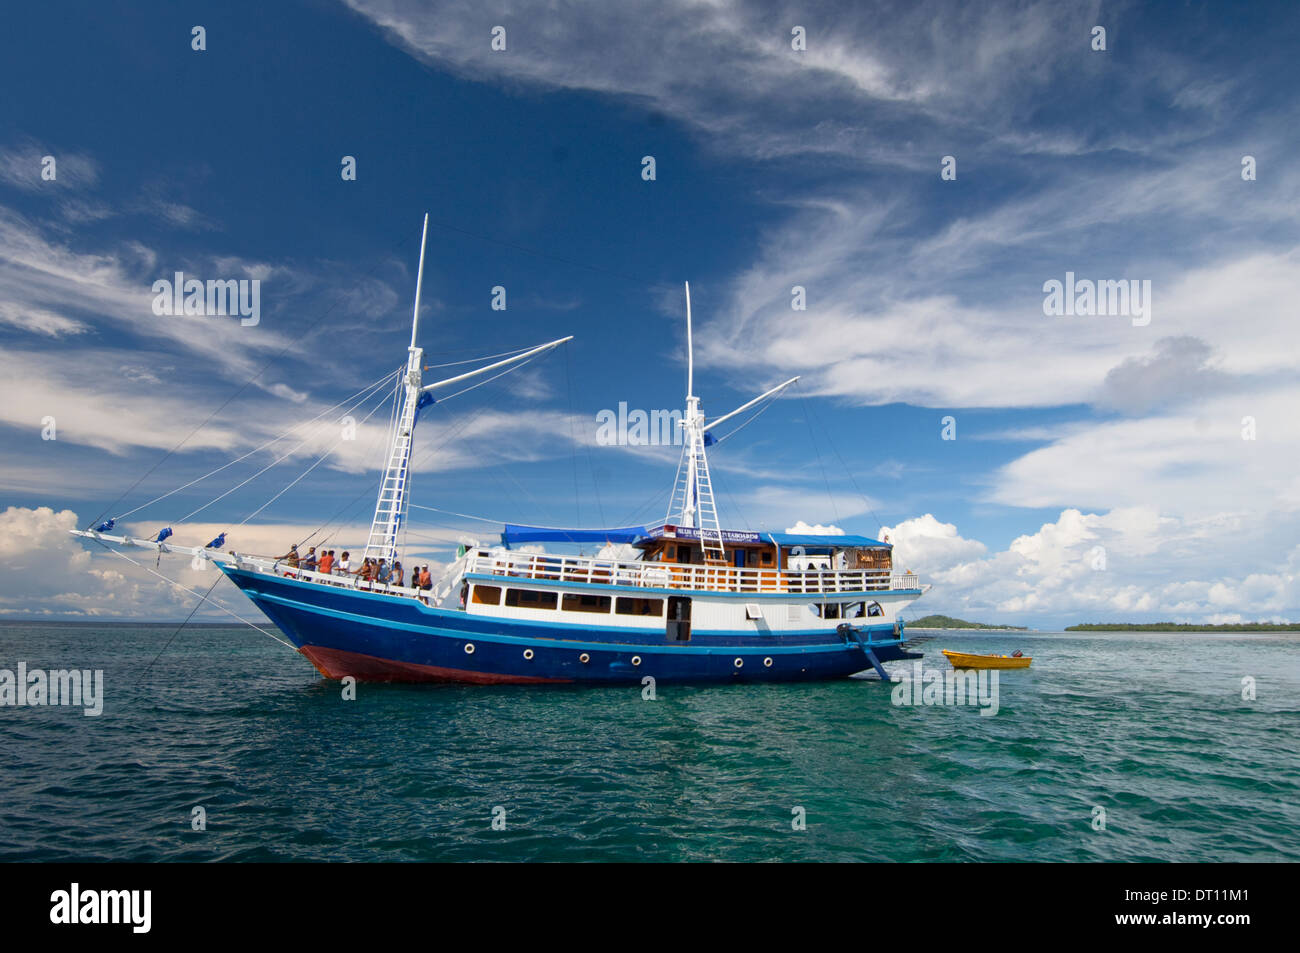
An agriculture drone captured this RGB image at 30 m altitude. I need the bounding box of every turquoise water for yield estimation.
[0,622,1296,862]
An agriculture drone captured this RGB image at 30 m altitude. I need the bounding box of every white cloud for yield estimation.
[904,506,1300,625]
[0,507,459,621]
[0,300,88,337]
[785,520,844,535]
[878,514,986,572]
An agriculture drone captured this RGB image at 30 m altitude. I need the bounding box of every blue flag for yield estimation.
[154,527,173,543]
[205,533,226,549]
[94,519,115,533]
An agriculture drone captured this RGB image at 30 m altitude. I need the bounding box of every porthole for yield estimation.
[631,655,642,666]
[734,657,744,668]
[464,643,475,655]
[523,648,534,660]
[763,657,773,668]
[579,653,590,664]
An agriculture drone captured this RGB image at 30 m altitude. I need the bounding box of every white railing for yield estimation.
[464,549,918,594]
[72,530,443,604]
[264,563,437,601]
[72,529,922,607]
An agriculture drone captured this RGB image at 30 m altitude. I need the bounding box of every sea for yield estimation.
[1,622,1296,862]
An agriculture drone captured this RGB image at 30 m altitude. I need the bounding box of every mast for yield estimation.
[363,215,573,567]
[666,282,799,566]
[362,215,429,567]
[409,213,429,348]
[668,282,724,564]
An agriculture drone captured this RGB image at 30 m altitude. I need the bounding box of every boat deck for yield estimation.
[464,549,920,595]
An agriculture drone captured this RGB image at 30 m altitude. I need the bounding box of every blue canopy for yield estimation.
[768,532,890,549]
[501,524,647,547]
[645,524,889,549]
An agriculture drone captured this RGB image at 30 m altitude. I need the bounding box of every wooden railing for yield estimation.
[464,549,920,594]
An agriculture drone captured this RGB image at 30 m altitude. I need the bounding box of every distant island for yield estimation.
[1066,622,1300,632]
[906,614,1029,630]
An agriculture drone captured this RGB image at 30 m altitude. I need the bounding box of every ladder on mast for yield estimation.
[362,377,419,565]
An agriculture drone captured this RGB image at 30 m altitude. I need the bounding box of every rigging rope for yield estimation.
[113,367,402,524]
[796,381,841,525]
[86,224,434,531]
[301,347,554,550]
[233,380,397,528]
[174,374,397,525]
[91,540,293,649]
[797,381,887,532]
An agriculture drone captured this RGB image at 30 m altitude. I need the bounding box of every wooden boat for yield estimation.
[941,649,1032,670]
[70,217,934,685]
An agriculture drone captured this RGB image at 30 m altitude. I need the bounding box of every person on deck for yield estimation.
[376,559,392,587]
[419,566,432,590]
[317,550,334,575]
[276,544,300,569]
[337,551,351,576]
[301,546,318,573]
[392,562,405,588]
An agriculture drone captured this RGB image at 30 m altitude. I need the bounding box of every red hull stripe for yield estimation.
[299,645,571,684]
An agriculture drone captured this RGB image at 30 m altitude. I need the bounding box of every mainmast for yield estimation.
[666,282,799,565]
[362,215,572,567]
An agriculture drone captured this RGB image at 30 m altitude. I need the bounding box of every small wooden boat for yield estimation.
[941,649,1032,670]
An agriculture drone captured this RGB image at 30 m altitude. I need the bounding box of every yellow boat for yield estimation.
[941,649,1032,670]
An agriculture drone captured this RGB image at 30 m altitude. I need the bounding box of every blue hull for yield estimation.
[223,568,921,684]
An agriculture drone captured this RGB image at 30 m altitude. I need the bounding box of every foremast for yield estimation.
[362,214,572,567]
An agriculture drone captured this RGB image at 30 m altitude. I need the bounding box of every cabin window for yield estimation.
[821,603,841,620]
[505,588,558,610]
[760,551,773,566]
[666,545,677,560]
[562,593,612,614]
[616,597,664,617]
[843,602,865,619]
[866,601,884,617]
[472,585,502,606]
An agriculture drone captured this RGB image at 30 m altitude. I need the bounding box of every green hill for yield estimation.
[906,614,1028,630]
[1066,622,1300,632]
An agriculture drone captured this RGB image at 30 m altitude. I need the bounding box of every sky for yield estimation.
[1,0,1297,628]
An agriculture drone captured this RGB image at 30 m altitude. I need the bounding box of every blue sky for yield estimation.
[2,0,1298,626]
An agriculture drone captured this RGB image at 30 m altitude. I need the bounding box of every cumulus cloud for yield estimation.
[878,513,986,572]
[785,520,844,535]
[901,506,1300,626]
[0,507,459,621]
